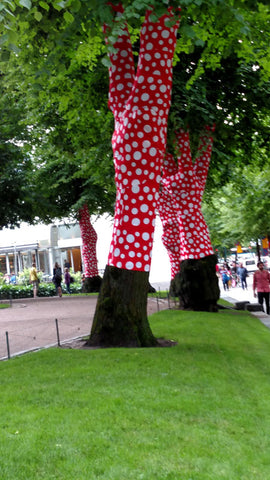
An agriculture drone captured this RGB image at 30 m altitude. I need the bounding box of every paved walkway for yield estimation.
[219,276,270,329]
[0,294,167,360]
[1,276,269,360]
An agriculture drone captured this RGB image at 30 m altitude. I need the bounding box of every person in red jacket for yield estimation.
[253,261,270,314]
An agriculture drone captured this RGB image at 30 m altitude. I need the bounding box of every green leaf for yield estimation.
[63,10,74,23]
[8,42,21,54]
[55,1,66,9]
[39,1,49,11]
[19,0,32,10]
[34,11,43,21]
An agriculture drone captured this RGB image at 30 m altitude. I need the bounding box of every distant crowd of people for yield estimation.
[218,261,249,291]
[217,259,270,315]
[3,259,77,299]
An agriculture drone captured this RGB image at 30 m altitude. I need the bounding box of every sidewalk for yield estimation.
[1,279,269,361]
[0,294,167,360]
[0,296,97,360]
[219,276,270,330]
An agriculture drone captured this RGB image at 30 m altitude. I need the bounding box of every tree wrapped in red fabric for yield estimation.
[156,152,180,279]
[79,204,102,292]
[88,4,180,347]
[158,126,220,311]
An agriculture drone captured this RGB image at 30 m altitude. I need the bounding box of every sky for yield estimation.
[0,214,171,287]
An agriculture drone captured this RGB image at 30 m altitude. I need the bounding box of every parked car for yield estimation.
[243,258,256,272]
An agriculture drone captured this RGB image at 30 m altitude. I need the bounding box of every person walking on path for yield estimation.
[238,262,248,290]
[220,264,231,291]
[64,267,71,294]
[29,263,39,298]
[253,261,270,314]
[53,262,62,297]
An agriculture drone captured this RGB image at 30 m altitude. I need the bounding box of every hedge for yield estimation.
[0,282,83,300]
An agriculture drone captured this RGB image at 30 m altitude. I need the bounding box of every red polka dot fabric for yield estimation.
[158,127,215,278]
[157,153,181,278]
[106,6,180,272]
[79,204,99,277]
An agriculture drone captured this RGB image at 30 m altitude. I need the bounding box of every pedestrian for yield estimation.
[29,263,39,298]
[220,264,231,291]
[237,262,248,290]
[64,267,71,294]
[53,262,62,297]
[253,261,270,314]
[10,272,17,284]
[230,261,239,287]
[64,258,71,269]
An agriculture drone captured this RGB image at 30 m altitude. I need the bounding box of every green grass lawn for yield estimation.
[1,308,270,479]
[0,303,9,308]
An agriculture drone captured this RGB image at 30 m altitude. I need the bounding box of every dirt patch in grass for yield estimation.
[61,336,177,350]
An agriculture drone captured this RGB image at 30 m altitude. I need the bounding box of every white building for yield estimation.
[0,223,83,277]
[0,215,171,286]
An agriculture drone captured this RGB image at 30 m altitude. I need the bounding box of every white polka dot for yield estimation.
[134,151,142,160]
[126,261,134,270]
[127,234,135,243]
[132,218,140,226]
[144,125,152,133]
[132,180,140,194]
[141,93,149,101]
[142,232,150,241]
[140,204,148,213]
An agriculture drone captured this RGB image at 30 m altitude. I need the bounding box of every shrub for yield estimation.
[0,284,32,299]
[0,282,83,299]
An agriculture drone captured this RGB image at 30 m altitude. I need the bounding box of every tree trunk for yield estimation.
[171,254,220,312]
[89,4,179,347]
[87,265,157,347]
[82,275,102,293]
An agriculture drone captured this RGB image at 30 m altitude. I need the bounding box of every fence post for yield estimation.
[167,289,171,309]
[55,318,61,347]
[156,295,160,312]
[5,331,10,359]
